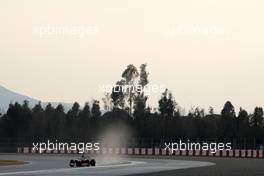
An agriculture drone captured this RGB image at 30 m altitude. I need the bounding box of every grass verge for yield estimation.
[0,160,27,166]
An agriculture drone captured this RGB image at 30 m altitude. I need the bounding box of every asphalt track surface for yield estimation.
[128,156,264,176]
[0,154,263,176]
[0,154,213,176]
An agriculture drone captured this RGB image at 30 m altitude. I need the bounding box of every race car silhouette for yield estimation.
[69,154,96,167]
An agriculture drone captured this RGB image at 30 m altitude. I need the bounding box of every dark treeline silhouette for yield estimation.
[0,64,264,152]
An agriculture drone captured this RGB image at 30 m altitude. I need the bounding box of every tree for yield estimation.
[158,89,176,117]
[237,107,249,125]
[133,94,148,118]
[54,104,65,139]
[44,103,55,139]
[208,106,214,115]
[121,64,139,115]
[65,102,80,139]
[251,107,263,128]
[91,100,101,118]
[80,102,91,118]
[134,64,149,118]
[5,103,21,138]
[78,102,91,139]
[102,93,113,112]
[32,101,43,113]
[30,102,44,139]
[68,102,80,118]
[111,80,125,109]
[138,63,149,88]
[194,107,205,118]
[4,101,32,139]
[237,107,249,138]
[220,101,236,140]
[221,101,236,118]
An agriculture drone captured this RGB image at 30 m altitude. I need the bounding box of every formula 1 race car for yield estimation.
[69,154,96,167]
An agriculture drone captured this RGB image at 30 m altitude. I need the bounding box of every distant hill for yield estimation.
[0,85,72,113]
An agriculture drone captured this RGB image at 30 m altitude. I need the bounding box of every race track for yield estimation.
[0,154,214,176]
[129,156,264,176]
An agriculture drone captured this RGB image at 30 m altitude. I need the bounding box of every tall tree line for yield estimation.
[0,64,264,151]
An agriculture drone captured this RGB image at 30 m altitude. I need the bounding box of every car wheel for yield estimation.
[69,160,75,167]
[90,159,96,166]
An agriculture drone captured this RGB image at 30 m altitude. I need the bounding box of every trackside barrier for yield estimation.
[17,147,264,159]
[134,148,139,155]
[141,148,146,155]
[128,148,133,155]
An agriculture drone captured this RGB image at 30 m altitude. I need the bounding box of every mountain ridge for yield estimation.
[0,85,72,112]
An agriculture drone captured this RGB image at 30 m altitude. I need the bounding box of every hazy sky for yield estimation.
[0,0,264,113]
